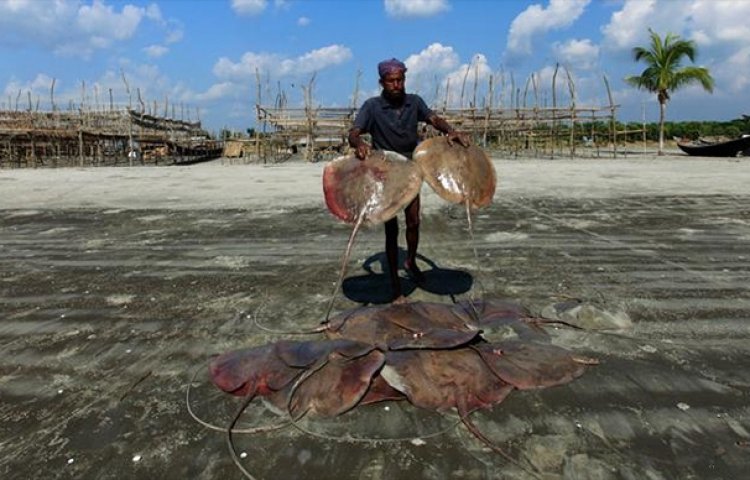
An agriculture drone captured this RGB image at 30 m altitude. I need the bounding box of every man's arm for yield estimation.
[348,127,371,160]
[427,114,470,147]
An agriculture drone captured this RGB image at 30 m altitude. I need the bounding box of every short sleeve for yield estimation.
[353,99,373,132]
[415,95,434,122]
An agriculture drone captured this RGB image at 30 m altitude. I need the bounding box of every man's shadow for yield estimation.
[341,248,474,305]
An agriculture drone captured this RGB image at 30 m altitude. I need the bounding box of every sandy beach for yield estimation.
[1,154,750,479]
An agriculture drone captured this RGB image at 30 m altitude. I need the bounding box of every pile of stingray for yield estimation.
[206,299,593,479]
[196,139,595,479]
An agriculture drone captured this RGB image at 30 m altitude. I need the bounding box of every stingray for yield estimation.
[453,298,549,342]
[379,348,515,414]
[412,137,497,302]
[209,343,300,398]
[201,299,595,480]
[322,150,423,226]
[322,151,423,318]
[325,301,480,350]
[413,136,496,209]
[209,339,378,408]
[472,341,587,390]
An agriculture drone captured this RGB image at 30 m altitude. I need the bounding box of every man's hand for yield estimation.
[446,130,470,147]
[427,114,470,148]
[348,127,371,160]
[354,141,371,160]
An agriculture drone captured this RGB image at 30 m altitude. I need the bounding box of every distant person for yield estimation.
[348,57,469,302]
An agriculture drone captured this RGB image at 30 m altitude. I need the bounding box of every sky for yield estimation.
[1,0,749,134]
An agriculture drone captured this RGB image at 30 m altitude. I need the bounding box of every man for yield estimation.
[348,57,469,302]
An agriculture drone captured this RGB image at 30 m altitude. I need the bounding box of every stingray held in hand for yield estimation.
[322,151,423,317]
[413,136,496,209]
[414,136,497,262]
[323,150,423,226]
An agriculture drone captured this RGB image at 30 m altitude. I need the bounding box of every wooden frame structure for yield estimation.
[250,67,641,162]
[0,108,221,168]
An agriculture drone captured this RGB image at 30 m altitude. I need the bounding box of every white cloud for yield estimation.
[601,0,679,52]
[3,74,57,109]
[213,45,353,80]
[297,16,311,27]
[145,3,163,22]
[144,44,169,58]
[598,0,750,52]
[2,60,183,113]
[402,43,460,95]
[0,0,172,58]
[404,43,460,77]
[506,0,590,57]
[441,54,493,107]
[165,27,184,44]
[231,0,267,16]
[713,45,750,93]
[76,2,143,42]
[552,38,600,70]
[194,82,236,102]
[688,0,750,45]
[384,0,449,18]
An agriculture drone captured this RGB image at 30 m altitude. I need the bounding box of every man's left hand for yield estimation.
[446,130,470,147]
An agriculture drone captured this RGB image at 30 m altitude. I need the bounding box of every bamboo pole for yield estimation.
[482,74,493,147]
[302,73,317,162]
[565,67,576,157]
[50,78,57,112]
[551,63,559,158]
[255,68,262,161]
[603,74,617,158]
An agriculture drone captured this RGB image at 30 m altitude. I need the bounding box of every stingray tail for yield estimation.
[457,399,543,480]
[324,207,366,322]
[226,394,262,480]
[462,197,487,329]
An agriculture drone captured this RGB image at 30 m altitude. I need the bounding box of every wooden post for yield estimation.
[302,73,317,162]
[482,73,493,147]
[565,67,576,158]
[551,63,559,159]
[255,68,262,162]
[603,74,617,158]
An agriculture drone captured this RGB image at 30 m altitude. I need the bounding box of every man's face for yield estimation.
[380,71,405,102]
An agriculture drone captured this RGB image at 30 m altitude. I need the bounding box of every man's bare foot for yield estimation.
[404,258,426,284]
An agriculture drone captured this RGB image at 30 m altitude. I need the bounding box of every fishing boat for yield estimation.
[676,135,750,157]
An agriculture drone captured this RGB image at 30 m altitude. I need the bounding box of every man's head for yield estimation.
[378,58,407,103]
[378,58,407,78]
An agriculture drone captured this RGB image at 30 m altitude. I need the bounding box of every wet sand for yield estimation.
[1,155,750,479]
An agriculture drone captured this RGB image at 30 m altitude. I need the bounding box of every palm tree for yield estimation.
[625,29,714,155]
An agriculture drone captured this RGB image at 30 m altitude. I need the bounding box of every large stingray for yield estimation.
[204,299,595,480]
[322,151,423,317]
[412,137,498,303]
[322,150,423,226]
[210,339,380,415]
[413,136,496,209]
[325,301,481,350]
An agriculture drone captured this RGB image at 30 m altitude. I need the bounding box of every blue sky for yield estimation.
[2,0,749,133]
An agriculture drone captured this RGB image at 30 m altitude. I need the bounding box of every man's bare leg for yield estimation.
[384,217,402,300]
[404,195,425,283]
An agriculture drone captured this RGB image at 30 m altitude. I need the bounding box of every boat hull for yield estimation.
[677,136,750,157]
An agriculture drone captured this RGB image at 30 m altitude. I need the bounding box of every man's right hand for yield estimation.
[348,128,371,160]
